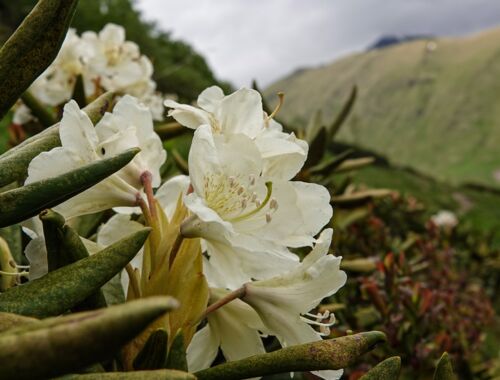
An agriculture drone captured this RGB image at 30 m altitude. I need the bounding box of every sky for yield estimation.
[136,0,500,88]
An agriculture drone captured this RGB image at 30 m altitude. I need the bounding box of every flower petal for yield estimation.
[197,85,224,112]
[186,325,220,372]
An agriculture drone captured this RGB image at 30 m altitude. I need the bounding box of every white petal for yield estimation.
[216,88,263,137]
[24,237,48,281]
[187,325,220,372]
[312,369,344,380]
[25,147,82,185]
[255,130,308,180]
[96,213,144,247]
[209,297,266,363]
[197,86,224,112]
[59,100,99,160]
[155,175,190,220]
[164,100,211,129]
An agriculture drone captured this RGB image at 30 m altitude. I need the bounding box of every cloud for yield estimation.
[136,0,500,87]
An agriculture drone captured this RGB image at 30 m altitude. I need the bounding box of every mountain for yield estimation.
[264,27,500,188]
[368,35,434,50]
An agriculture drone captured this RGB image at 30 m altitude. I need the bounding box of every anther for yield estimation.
[270,198,278,211]
[266,213,272,223]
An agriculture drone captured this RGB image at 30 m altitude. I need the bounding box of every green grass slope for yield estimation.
[265,27,500,188]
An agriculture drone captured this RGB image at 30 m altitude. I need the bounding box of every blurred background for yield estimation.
[1,1,499,378]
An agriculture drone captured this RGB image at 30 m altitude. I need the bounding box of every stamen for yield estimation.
[266,212,272,223]
[15,264,30,269]
[270,198,278,211]
[266,92,285,121]
[229,182,273,223]
[249,174,256,186]
[0,270,28,277]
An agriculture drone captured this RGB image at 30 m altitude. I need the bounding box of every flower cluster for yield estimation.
[22,85,346,379]
[29,24,164,120]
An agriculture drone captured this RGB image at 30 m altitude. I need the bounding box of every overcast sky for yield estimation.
[136,0,500,88]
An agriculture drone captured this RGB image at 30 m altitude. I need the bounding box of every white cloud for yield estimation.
[136,0,500,87]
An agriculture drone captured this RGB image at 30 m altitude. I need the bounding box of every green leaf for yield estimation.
[134,328,168,370]
[21,91,57,128]
[0,0,79,119]
[433,352,457,380]
[195,331,386,380]
[72,74,87,107]
[0,296,178,380]
[0,92,115,188]
[328,85,357,140]
[0,311,37,333]
[0,228,151,318]
[0,147,139,228]
[40,209,107,311]
[304,126,327,169]
[360,356,401,379]
[166,330,188,371]
[56,369,195,379]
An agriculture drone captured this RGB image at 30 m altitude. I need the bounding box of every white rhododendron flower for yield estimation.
[430,210,458,228]
[243,228,346,380]
[29,24,164,120]
[81,24,156,100]
[180,124,332,287]
[30,29,93,106]
[165,86,308,180]
[187,288,266,372]
[25,95,166,220]
[242,229,346,346]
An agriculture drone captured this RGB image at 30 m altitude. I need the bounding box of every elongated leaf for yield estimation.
[0,228,151,317]
[0,0,79,118]
[360,356,401,379]
[40,209,107,311]
[433,352,457,380]
[154,122,187,140]
[57,370,195,379]
[21,91,57,128]
[331,189,394,205]
[333,157,375,174]
[133,328,168,370]
[195,331,386,380]
[0,92,115,187]
[328,85,357,140]
[166,330,188,371]
[0,312,37,333]
[0,297,178,380]
[0,148,139,228]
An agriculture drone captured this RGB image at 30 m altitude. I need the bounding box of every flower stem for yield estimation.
[203,286,246,317]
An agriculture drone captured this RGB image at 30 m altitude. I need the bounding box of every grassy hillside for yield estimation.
[265,27,500,188]
[348,163,500,244]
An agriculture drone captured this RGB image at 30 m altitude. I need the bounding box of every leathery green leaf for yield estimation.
[0,297,178,380]
[166,330,188,371]
[133,328,168,370]
[195,331,386,380]
[0,0,79,118]
[0,228,151,318]
[0,312,38,333]
[0,148,139,228]
[40,209,107,311]
[433,352,457,380]
[0,92,115,188]
[360,356,401,379]
[57,369,195,379]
